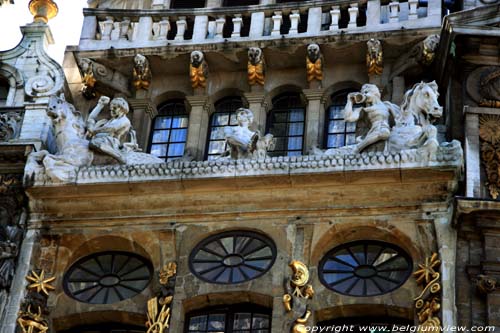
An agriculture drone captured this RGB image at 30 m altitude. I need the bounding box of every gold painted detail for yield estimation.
[17,270,55,333]
[146,262,177,333]
[284,260,314,333]
[81,62,97,99]
[248,62,265,86]
[190,64,207,89]
[413,253,441,333]
[133,54,152,91]
[306,58,323,83]
[479,115,500,199]
[28,0,58,23]
[366,39,383,76]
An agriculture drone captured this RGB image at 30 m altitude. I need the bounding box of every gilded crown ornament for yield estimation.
[28,0,58,23]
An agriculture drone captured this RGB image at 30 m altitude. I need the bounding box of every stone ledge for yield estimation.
[28,143,463,187]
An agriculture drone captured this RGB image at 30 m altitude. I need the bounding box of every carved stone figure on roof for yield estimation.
[248,47,265,86]
[25,94,163,183]
[190,51,208,89]
[306,44,323,82]
[132,54,152,91]
[221,108,275,160]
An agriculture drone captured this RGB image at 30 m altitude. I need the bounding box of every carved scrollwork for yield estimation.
[479,115,500,199]
[25,75,56,97]
[413,253,441,333]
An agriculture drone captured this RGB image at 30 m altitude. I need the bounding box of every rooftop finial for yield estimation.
[28,0,58,23]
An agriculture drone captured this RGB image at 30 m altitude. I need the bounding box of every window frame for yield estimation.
[324,89,359,150]
[184,303,272,333]
[148,99,189,162]
[189,230,277,285]
[170,0,206,9]
[318,240,413,297]
[266,92,306,157]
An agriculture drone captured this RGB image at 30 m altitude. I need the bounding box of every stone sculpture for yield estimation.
[0,112,22,142]
[221,108,275,160]
[79,58,97,99]
[390,34,440,79]
[25,94,163,183]
[467,66,500,108]
[479,114,500,199]
[306,44,323,82]
[366,39,383,76]
[283,260,314,333]
[132,54,152,91]
[190,51,208,89]
[248,47,265,86]
[315,81,446,158]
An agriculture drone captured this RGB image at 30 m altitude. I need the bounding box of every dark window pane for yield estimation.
[325,89,358,149]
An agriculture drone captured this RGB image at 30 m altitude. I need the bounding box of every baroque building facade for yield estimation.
[0,0,499,333]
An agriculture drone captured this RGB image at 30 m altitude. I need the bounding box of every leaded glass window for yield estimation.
[149,100,188,161]
[206,97,243,160]
[63,251,152,304]
[189,231,276,284]
[325,89,357,149]
[267,93,305,157]
[186,305,271,333]
[319,241,413,296]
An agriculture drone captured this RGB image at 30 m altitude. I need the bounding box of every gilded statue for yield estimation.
[146,262,177,333]
[306,44,323,82]
[190,51,208,89]
[248,47,265,86]
[284,260,314,333]
[414,253,441,333]
[79,58,97,99]
[366,39,383,76]
[133,54,152,91]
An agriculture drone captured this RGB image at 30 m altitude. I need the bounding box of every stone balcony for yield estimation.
[79,0,443,51]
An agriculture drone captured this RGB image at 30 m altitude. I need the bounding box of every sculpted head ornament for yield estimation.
[190,51,204,67]
[306,44,321,63]
[289,260,309,287]
[248,47,263,65]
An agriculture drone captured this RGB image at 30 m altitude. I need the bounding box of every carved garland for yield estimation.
[413,253,441,333]
[146,262,177,333]
[17,269,55,333]
[283,260,314,333]
[479,115,500,199]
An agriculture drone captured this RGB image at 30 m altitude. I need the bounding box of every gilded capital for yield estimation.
[29,0,58,23]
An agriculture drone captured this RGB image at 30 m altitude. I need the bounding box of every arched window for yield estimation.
[186,304,271,333]
[206,96,244,160]
[267,93,305,157]
[170,0,205,8]
[63,251,153,304]
[59,324,145,333]
[318,240,413,297]
[325,89,358,149]
[149,100,188,161]
[0,77,9,107]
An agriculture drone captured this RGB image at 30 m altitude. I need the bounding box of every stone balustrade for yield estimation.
[79,0,442,50]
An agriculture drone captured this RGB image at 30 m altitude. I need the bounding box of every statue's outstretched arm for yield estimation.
[87,96,110,128]
[343,98,362,122]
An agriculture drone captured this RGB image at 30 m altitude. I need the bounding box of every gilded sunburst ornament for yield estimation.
[26,270,55,296]
[479,115,500,144]
[413,253,440,285]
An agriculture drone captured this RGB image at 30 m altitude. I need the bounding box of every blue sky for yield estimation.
[0,0,87,63]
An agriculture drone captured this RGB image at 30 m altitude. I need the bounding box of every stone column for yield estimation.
[307,7,322,34]
[329,6,340,30]
[232,15,243,38]
[249,12,265,38]
[80,15,97,41]
[366,0,381,26]
[464,109,481,198]
[348,3,359,29]
[432,208,458,330]
[193,15,209,42]
[136,16,153,41]
[388,1,400,23]
[289,10,300,35]
[128,99,156,150]
[186,96,210,160]
[271,11,282,36]
[175,16,187,41]
[244,92,268,133]
[303,89,326,152]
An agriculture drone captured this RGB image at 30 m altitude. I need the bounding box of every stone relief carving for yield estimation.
[466,66,500,108]
[390,34,440,79]
[283,260,314,333]
[146,262,176,333]
[414,253,441,333]
[479,114,500,199]
[77,58,130,97]
[25,94,163,183]
[79,58,97,99]
[221,108,275,160]
[366,39,383,76]
[248,47,265,86]
[314,81,448,159]
[473,274,497,295]
[0,111,22,141]
[306,44,323,82]
[133,54,152,91]
[190,51,208,89]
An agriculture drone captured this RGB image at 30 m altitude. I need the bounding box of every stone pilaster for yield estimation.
[186,95,211,160]
[243,92,268,134]
[128,99,156,150]
[303,89,326,151]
